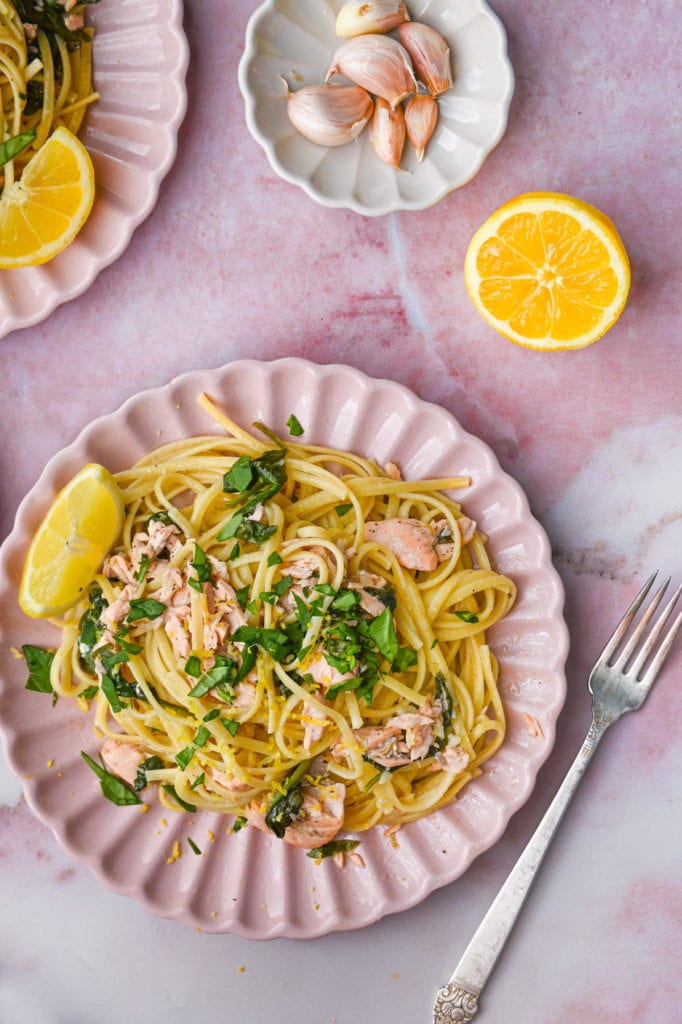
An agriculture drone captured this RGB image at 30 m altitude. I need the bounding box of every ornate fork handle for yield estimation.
[433,710,613,1023]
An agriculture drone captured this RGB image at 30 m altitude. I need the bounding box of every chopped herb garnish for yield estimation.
[364,585,396,612]
[136,555,150,583]
[218,448,287,544]
[231,625,294,663]
[223,456,255,494]
[188,655,238,697]
[293,592,311,631]
[126,598,166,623]
[391,647,418,672]
[246,599,259,615]
[312,583,336,597]
[335,503,353,516]
[435,672,454,732]
[101,674,125,713]
[455,611,479,623]
[161,783,196,813]
[259,591,278,605]
[0,127,36,168]
[431,638,439,649]
[81,751,141,806]
[194,725,210,747]
[203,708,220,722]
[229,541,240,560]
[236,584,250,609]
[331,589,360,612]
[134,755,164,792]
[367,607,399,665]
[115,630,143,655]
[79,685,99,700]
[189,772,205,791]
[175,746,195,770]
[185,655,202,678]
[273,574,293,597]
[190,543,212,587]
[187,837,202,855]
[232,815,247,833]
[78,584,108,673]
[286,413,304,436]
[265,758,313,838]
[267,551,283,566]
[221,718,240,737]
[307,839,360,860]
[22,644,54,694]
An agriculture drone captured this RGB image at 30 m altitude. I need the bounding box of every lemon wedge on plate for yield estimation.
[19,464,124,619]
[464,192,631,351]
[0,125,95,269]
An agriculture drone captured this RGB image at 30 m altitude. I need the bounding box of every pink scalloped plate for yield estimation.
[0,359,568,938]
[0,0,188,340]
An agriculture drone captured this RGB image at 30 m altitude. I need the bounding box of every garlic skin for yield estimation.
[369,97,406,170]
[326,35,416,109]
[284,82,374,147]
[404,94,438,161]
[398,22,453,97]
[335,1,410,39]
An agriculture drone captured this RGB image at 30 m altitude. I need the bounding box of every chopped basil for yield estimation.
[391,647,418,672]
[229,542,240,560]
[189,772,205,791]
[79,685,99,700]
[10,0,95,42]
[327,676,363,700]
[430,638,439,649]
[78,584,108,673]
[455,611,479,623]
[115,631,143,655]
[435,672,454,732]
[0,127,36,168]
[81,751,141,806]
[286,413,304,436]
[161,783,196,813]
[331,589,360,612]
[136,555,150,583]
[126,598,166,623]
[259,590,278,605]
[221,718,240,737]
[363,585,396,612]
[265,758,313,838]
[194,725,210,747]
[218,448,287,543]
[293,592,311,631]
[367,607,399,665]
[223,456,255,494]
[101,674,125,712]
[307,839,360,860]
[22,644,54,694]
[190,543,212,586]
[267,551,283,566]
[202,708,220,722]
[312,583,335,597]
[232,815,247,833]
[185,655,202,678]
[334,503,353,517]
[134,755,164,792]
[187,837,202,855]
[188,655,238,698]
[175,746,195,770]
[231,625,293,662]
[236,584,250,609]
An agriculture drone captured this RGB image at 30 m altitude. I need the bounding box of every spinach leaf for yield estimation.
[218,448,287,543]
[184,655,201,678]
[81,751,141,806]
[334,503,352,517]
[187,654,238,698]
[134,755,164,792]
[223,456,255,494]
[22,644,54,694]
[265,758,313,838]
[231,625,293,663]
[367,607,399,665]
[126,598,166,623]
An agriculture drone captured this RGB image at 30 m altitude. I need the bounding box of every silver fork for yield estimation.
[433,571,682,1023]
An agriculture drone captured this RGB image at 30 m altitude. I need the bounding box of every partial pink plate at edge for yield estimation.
[0,0,188,341]
[0,359,568,938]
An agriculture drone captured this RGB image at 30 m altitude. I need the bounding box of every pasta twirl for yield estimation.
[48,396,516,855]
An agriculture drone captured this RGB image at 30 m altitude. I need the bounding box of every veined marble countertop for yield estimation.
[1,2,680,1023]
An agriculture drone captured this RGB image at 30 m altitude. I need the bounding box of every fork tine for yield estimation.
[629,583,682,679]
[611,576,670,669]
[598,571,657,666]
[638,609,682,692]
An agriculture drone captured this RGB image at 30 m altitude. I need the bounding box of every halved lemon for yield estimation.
[464,192,631,351]
[0,125,95,269]
[19,464,124,619]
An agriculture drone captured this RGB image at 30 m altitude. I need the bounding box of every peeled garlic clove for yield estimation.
[326,34,416,109]
[369,97,406,170]
[404,94,438,161]
[284,82,374,147]
[335,1,410,38]
[398,22,453,97]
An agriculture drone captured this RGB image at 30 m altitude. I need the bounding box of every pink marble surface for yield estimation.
[1,2,680,1023]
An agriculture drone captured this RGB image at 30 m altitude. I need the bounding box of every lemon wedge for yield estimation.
[464,192,631,351]
[19,464,124,619]
[0,125,95,269]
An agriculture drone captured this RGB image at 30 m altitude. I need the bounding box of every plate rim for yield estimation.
[0,0,190,341]
[0,357,568,938]
[238,0,515,216]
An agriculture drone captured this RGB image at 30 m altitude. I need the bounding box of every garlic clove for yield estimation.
[404,94,438,161]
[335,1,410,39]
[398,22,453,97]
[284,81,374,147]
[326,34,416,109]
[369,97,406,170]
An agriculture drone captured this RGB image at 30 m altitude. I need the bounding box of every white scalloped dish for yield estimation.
[0,0,188,341]
[239,0,514,215]
[0,359,567,938]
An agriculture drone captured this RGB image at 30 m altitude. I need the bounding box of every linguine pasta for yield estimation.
[48,396,516,855]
